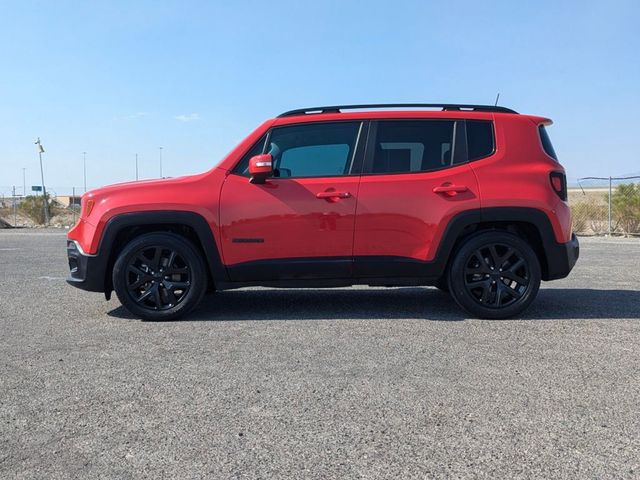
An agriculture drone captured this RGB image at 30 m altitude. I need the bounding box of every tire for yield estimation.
[112,232,207,321]
[434,277,449,293]
[447,231,541,319]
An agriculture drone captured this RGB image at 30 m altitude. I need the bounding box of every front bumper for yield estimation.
[66,240,107,293]
[544,233,579,281]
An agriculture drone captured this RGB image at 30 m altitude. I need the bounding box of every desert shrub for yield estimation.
[571,203,589,233]
[19,195,55,224]
[607,183,640,235]
[571,201,608,234]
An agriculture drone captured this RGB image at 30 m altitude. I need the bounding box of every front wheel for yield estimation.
[113,232,207,321]
[447,231,541,319]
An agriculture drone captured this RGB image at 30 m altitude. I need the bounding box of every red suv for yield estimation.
[67,104,579,320]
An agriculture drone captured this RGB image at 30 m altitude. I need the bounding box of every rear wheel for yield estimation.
[447,231,541,319]
[113,233,207,321]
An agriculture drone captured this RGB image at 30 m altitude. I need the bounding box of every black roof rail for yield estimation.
[278,103,518,117]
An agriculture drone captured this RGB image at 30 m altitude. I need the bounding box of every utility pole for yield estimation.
[22,168,26,196]
[608,176,612,235]
[83,151,87,192]
[135,153,139,180]
[72,186,76,225]
[159,146,163,178]
[12,186,17,226]
[35,137,50,226]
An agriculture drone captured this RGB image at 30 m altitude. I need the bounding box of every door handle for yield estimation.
[316,191,352,199]
[432,184,469,196]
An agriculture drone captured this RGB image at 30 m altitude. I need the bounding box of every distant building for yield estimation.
[55,195,82,208]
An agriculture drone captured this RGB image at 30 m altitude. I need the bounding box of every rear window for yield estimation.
[466,120,494,161]
[538,125,558,161]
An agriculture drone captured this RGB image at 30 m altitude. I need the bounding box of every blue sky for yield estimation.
[1,0,639,195]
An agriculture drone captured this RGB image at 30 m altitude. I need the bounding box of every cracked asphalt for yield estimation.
[1,230,639,479]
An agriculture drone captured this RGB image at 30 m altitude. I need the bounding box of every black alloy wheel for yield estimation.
[126,245,191,310]
[448,231,541,319]
[113,233,206,320]
[463,243,530,308]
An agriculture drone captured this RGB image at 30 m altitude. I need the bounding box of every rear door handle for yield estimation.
[433,184,469,196]
[316,191,352,199]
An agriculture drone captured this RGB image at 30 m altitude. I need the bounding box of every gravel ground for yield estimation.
[0,230,639,479]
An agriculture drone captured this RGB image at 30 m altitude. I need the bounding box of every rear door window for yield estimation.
[368,120,455,174]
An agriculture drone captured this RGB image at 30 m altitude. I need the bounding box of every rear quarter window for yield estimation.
[466,120,494,161]
[538,125,558,161]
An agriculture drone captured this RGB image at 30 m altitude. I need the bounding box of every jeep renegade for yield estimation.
[67,104,579,320]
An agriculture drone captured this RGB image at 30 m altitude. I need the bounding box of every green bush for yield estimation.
[19,195,55,224]
[608,183,640,234]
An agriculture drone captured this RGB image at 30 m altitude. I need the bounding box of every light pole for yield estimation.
[12,186,17,226]
[22,168,26,197]
[159,146,163,178]
[35,137,50,225]
[135,153,139,180]
[83,151,87,192]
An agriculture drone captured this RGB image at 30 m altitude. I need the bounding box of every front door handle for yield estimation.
[433,183,469,196]
[316,191,352,199]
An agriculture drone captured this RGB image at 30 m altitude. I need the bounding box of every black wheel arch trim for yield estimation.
[67,210,228,294]
[433,206,577,281]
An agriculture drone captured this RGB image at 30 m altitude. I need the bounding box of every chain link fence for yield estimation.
[570,176,640,236]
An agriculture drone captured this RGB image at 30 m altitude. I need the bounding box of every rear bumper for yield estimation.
[544,233,579,281]
[66,240,107,292]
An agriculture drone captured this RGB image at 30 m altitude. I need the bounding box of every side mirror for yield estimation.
[248,154,273,184]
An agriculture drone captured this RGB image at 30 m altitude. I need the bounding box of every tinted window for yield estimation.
[466,120,494,161]
[269,122,361,178]
[371,120,454,174]
[232,134,267,176]
[538,125,557,161]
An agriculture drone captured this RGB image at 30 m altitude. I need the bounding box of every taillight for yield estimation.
[550,172,567,201]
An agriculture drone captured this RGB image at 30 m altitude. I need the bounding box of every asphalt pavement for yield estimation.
[1,230,639,479]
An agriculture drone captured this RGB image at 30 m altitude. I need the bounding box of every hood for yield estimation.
[78,168,228,227]
[85,172,207,199]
